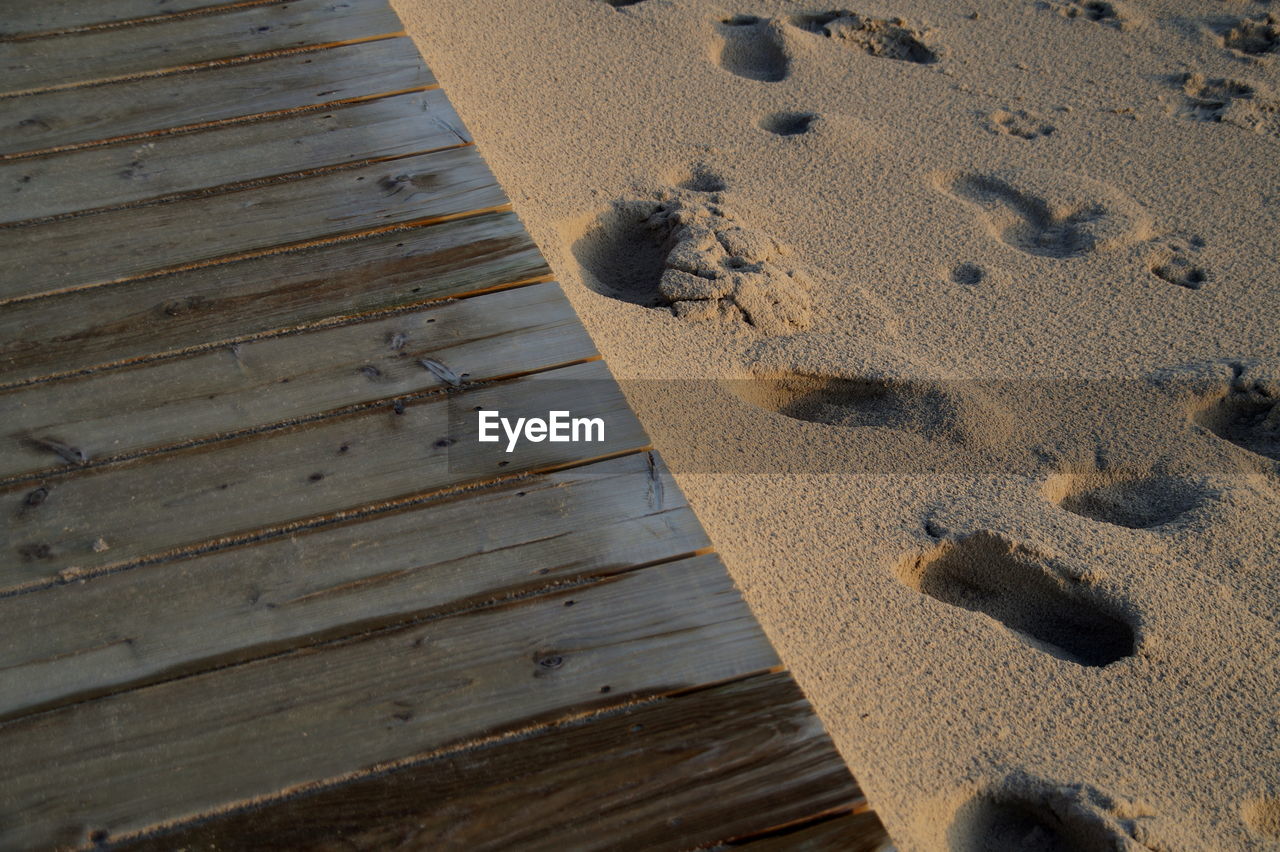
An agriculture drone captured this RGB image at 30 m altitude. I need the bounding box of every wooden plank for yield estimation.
[117,672,859,852]
[728,811,892,851]
[0,0,277,40]
[0,4,879,851]
[0,0,404,96]
[0,144,507,303]
[0,452,705,719]
[1,359,646,591]
[0,37,434,158]
[0,211,550,387]
[0,555,779,850]
[1,88,466,223]
[0,282,595,480]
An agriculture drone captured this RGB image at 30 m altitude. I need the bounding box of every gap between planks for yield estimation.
[2,137,472,227]
[0,37,437,159]
[0,350,604,487]
[1,145,514,304]
[2,357,647,588]
[1,548,712,724]
[0,0,408,98]
[0,84,440,162]
[1,451,711,718]
[714,804,870,846]
[0,555,782,848]
[712,809,891,851]
[112,665,829,844]
[1,87,474,224]
[0,271,556,393]
[0,210,554,388]
[2,281,602,481]
[0,32,410,99]
[1,445,659,599]
[0,202,516,306]
[0,0,290,43]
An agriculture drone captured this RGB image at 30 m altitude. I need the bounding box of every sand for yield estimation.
[390,0,1280,847]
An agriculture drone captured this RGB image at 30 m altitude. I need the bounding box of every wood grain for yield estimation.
[0,144,507,303]
[0,0,404,96]
[0,2,887,849]
[0,38,434,159]
[0,555,779,850]
[729,811,893,851]
[0,452,706,719]
[118,672,861,852]
[1,359,647,591]
[0,282,595,480]
[1,88,466,223]
[0,0,279,40]
[0,211,550,387]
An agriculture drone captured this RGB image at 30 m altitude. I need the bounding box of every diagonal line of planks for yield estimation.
[0,0,893,849]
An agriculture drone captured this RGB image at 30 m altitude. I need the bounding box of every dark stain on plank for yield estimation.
[23,435,88,464]
[113,672,862,852]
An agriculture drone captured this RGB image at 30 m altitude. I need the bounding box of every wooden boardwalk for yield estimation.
[0,1,891,848]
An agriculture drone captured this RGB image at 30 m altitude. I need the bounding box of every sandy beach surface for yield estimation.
[391,0,1280,847]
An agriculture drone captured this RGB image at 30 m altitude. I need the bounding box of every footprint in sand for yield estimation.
[1044,469,1207,529]
[1193,373,1280,463]
[759,110,817,136]
[898,531,1137,666]
[949,777,1158,851]
[1040,0,1127,30]
[987,108,1056,141]
[934,169,1151,259]
[790,10,937,64]
[569,176,813,334]
[730,373,962,434]
[1148,243,1208,290]
[948,262,986,285]
[725,368,1016,454]
[713,15,790,82]
[714,10,936,79]
[1220,14,1279,59]
[1177,73,1280,138]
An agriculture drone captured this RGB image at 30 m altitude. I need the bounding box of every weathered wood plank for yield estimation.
[0,0,277,40]
[0,144,507,303]
[1,359,646,591]
[0,2,880,850]
[1,89,466,223]
[117,672,859,852]
[728,811,892,851]
[0,211,550,387]
[0,555,779,850]
[0,38,434,159]
[0,0,404,96]
[0,452,704,719]
[0,282,594,480]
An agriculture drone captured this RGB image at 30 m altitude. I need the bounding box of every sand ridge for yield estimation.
[390,0,1280,848]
